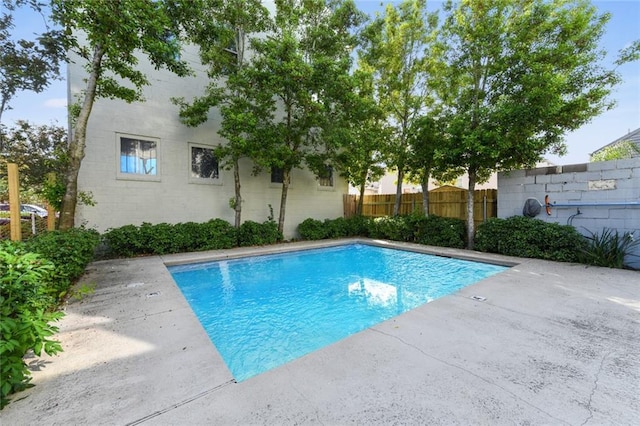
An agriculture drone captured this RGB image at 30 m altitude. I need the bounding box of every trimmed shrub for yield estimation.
[25,228,100,298]
[475,216,586,262]
[369,216,414,242]
[102,219,238,257]
[238,220,283,247]
[410,215,465,248]
[199,219,237,250]
[298,218,327,240]
[344,215,373,237]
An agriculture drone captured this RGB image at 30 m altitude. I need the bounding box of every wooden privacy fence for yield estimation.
[343,186,497,227]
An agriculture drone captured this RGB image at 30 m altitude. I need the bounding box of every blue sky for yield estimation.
[3,0,639,165]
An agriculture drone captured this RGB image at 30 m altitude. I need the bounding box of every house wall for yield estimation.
[498,158,640,268]
[69,43,346,239]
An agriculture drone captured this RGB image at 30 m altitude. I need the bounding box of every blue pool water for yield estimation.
[169,244,506,381]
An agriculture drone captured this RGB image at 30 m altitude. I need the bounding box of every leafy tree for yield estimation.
[434,0,621,249]
[173,0,271,228]
[404,115,444,216]
[0,120,67,197]
[334,68,389,215]
[359,0,438,216]
[238,0,363,234]
[590,140,640,162]
[51,0,192,229]
[0,1,63,138]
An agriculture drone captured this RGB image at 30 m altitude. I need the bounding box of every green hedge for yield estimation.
[102,219,283,257]
[1,228,99,409]
[298,214,465,249]
[475,216,586,262]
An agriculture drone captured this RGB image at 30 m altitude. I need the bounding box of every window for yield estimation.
[118,135,159,180]
[190,144,220,183]
[271,166,284,184]
[318,166,334,187]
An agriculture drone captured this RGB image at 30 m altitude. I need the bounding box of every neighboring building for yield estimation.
[69,43,346,239]
[590,127,640,159]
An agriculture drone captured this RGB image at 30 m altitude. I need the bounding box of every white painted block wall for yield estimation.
[498,158,640,268]
[69,43,346,239]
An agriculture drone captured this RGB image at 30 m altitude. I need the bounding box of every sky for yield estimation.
[2,0,639,165]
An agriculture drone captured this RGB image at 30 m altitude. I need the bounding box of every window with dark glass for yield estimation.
[120,137,157,175]
[191,146,219,179]
[318,166,334,187]
[271,166,284,184]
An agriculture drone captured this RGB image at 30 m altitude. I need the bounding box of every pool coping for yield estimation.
[161,237,521,268]
[3,238,639,425]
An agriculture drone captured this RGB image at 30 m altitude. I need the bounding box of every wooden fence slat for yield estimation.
[344,188,497,224]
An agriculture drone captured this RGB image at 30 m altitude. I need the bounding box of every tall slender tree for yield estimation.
[51,0,192,229]
[238,0,363,233]
[333,68,389,215]
[359,0,438,215]
[173,0,271,228]
[435,0,621,249]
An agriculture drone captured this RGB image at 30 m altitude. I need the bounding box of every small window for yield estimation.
[190,145,219,182]
[318,166,334,187]
[271,166,284,184]
[118,135,159,179]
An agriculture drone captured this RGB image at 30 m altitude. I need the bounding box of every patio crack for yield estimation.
[580,351,609,426]
[370,328,571,425]
[125,379,236,425]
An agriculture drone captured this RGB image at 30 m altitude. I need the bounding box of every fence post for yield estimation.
[7,163,21,241]
[47,172,56,230]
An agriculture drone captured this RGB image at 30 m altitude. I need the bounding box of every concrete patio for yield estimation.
[2,239,639,425]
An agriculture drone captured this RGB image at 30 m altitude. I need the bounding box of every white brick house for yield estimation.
[68,43,346,239]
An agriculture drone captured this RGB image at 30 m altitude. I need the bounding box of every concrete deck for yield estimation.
[2,239,639,425]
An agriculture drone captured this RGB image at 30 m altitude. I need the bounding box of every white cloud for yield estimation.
[44,98,67,108]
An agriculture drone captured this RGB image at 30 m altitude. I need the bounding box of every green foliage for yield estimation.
[590,140,640,162]
[409,214,466,248]
[0,241,65,409]
[24,228,100,299]
[475,216,586,262]
[237,220,283,247]
[298,218,327,240]
[578,228,640,269]
[298,215,374,240]
[102,219,239,257]
[0,4,63,123]
[434,0,620,248]
[1,121,68,201]
[52,0,193,229]
[369,216,414,242]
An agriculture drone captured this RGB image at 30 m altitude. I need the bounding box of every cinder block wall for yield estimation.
[498,158,640,268]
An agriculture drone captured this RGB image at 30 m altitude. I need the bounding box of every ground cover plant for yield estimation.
[0,228,99,408]
[579,228,640,269]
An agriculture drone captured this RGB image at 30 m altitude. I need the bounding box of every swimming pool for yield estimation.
[169,243,507,381]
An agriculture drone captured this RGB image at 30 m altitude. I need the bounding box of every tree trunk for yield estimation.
[59,45,105,230]
[233,157,242,228]
[277,168,291,234]
[421,171,430,217]
[358,181,366,216]
[393,168,404,216]
[466,170,477,250]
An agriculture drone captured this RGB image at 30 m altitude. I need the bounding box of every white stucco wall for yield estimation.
[69,42,346,239]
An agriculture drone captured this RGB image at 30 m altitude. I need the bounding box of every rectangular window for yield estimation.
[318,166,334,187]
[191,146,219,179]
[271,166,284,184]
[119,136,158,177]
